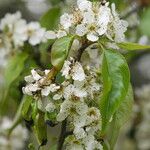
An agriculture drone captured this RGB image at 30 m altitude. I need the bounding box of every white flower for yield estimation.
[63,84,87,100]
[61,58,85,81]
[22,83,40,95]
[0,11,21,30]
[45,29,67,40]
[53,94,63,100]
[45,102,56,113]
[57,99,88,122]
[0,11,28,48]
[65,136,84,150]
[106,3,128,43]
[27,22,46,45]
[74,127,86,139]
[31,69,42,81]
[41,84,60,96]
[61,60,71,79]
[77,0,92,12]
[60,13,73,29]
[82,134,95,150]
[72,62,85,81]
[45,30,56,39]
[56,30,67,38]
[24,75,34,83]
[12,19,28,47]
[75,2,111,42]
[86,107,101,125]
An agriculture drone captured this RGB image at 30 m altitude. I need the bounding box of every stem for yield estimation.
[76,41,92,61]
[57,120,67,150]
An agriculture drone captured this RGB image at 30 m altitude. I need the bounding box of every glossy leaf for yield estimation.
[21,95,33,121]
[33,111,47,146]
[107,85,133,149]
[40,7,61,30]
[51,35,74,70]
[4,52,28,87]
[117,42,150,51]
[100,49,130,132]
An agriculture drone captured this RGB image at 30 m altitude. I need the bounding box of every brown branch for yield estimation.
[57,120,67,150]
[76,41,92,61]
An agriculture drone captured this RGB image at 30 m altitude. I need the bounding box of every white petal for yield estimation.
[78,0,92,12]
[45,31,56,39]
[72,62,85,81]
[76,24,88,36]
[45,103,56,112]
[87,32,99,42]
[31,69,42,81]
[41,86,51,96]
[24,75,34,83]
[60,13,73,29]
[57,30,67,38]
[74,127,86,139]
[53,94,62,100]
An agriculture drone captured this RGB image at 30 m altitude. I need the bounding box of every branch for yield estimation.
[76,41,92,61]
[57,120,67,150]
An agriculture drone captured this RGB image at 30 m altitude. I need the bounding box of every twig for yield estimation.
[57,120,67,150]
[76,41,92,61]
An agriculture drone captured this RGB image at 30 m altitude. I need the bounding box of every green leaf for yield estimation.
[4,52,28,87]
[100,49,130,132]
[51,35,74,70]
[21,95,33,121]
[40,7,61,30]
[118,42,150,51]
[31,101,38,121]
[140,8,150,36]
[33,111,47,146]
[107,85,133,149]
[39,39,54,68]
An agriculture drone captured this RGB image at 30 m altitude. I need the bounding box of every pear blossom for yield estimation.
[57,99,88,122]
[27,22,46,45]
[77,0,92,12]
[106,3,128,43]
[45,102,56,113]
[45,29,67,40]
[23,69,60,96]
[0,11,28,48]
[61,58,86,81]
[65,135,84,150]
[60,13,73,29]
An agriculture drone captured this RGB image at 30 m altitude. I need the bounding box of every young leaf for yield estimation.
[107,85,133,149]
[4,52,28,87]
[51,35,74,70]
[33,111,47,146]
[40,7,61,30]
[21,95,33,121]
[117,42,150,51]
[100,49,130,132]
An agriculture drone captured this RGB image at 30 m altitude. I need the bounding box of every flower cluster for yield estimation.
[0,117,28,150]
[0,11,47,59]
[23,57,103,149]
[46,0,128,43]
